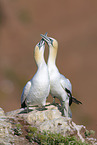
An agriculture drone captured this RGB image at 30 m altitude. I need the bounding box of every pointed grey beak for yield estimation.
[37,38,45,49]
[40,34,51,44]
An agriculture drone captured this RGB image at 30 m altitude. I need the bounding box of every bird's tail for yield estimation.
[72,97,82,104]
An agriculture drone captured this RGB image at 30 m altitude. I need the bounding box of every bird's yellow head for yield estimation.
[40,34,58,63]
[34,39,45,66]
[49,37,58,50]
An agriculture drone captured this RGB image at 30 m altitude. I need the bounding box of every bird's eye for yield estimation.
[49,38,53,45]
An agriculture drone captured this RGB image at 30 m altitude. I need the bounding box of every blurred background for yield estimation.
[0,0,97,137]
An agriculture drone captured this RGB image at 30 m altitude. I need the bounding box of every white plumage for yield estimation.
[40,34,72,117]
[41,34,82,117]
[21,39,50,111]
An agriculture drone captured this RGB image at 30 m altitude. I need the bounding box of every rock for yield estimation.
[7,105,84,142]
[26,106,62,123]
[0,107,5,116]
[0,108,31,145]
[0,103,96,144]
[0,108,12,145]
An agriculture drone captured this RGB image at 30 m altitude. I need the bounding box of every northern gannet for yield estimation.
[40,34,82,117]
[21,39,50,112]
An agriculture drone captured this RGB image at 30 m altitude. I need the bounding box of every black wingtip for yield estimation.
[65,88,72,106]
[21,101,27,108]
[65,87,82,106]
[65,88,72,96]
[72,97,82,105]
[69,100,72,106]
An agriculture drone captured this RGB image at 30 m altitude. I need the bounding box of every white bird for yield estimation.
[40,34,82,117]
[21,38,50,112]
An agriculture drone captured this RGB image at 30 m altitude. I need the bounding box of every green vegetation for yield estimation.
[13,123,23,136]
[26,126,88,145]
[28,126,37,133]
[11,123,95,144]
[85,129,95,138]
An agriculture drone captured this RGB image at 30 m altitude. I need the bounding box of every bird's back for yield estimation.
[60,74,72,92]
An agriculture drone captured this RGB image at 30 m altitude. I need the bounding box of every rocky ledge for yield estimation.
[0,103,97,145]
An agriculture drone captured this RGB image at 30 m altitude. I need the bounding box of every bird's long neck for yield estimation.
[34,51,45,68]
[47,45,57,67]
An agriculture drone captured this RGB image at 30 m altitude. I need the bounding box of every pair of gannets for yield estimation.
[21,33,82,117]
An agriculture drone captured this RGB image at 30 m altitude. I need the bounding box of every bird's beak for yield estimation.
[40,34,51,45]
[37,38,45,49]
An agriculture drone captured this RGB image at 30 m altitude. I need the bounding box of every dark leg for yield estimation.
[60,99,72,118]
[26,100,31,113]
[51,96,57,106]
